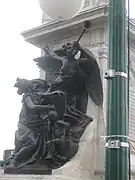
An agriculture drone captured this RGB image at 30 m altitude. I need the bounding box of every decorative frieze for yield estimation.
[84,0,109,9]
[86,0,108,9]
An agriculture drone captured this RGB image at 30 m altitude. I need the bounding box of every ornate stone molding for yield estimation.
[21,6,108,48]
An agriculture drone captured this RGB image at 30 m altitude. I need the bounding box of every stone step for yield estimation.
[0,169,87,180]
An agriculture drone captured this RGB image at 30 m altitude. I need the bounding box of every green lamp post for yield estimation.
[105,0,129,180]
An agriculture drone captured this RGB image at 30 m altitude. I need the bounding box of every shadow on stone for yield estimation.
[4,160,52,175]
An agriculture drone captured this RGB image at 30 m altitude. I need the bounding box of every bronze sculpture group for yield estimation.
[4,42,103,174]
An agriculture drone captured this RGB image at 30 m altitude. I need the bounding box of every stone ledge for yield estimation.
[0,169,92,180]
[94,169,135,177]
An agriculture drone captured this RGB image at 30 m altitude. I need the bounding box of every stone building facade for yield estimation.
[15,0,135,179]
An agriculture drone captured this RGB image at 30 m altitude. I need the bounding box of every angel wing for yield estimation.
[33,48,63,72]
[54,44,103,106]
[78,48,103,106]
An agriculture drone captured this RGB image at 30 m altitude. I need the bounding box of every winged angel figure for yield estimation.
[35,42,103,108]
[4,42,103,174]
[34,42,103,160]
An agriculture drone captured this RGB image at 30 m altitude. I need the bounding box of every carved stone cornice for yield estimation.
[98,48,108,59]
[98,42,108,58]
[21,6,135,51]
[21,5,108,48]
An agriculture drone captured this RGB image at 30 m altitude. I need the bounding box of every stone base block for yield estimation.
[0,169,94,180]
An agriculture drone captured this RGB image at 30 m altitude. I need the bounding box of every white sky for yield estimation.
[0,0,134,160]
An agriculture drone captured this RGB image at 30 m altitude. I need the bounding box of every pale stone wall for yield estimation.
[130,44,135,86]
[86,0,108,8]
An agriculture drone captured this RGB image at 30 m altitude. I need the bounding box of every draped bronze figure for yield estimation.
[4,42,103,174]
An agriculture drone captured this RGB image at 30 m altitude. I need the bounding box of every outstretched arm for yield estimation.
[35,92,52,97]
[24,96,55,113]
[44,47,66,63]
[36,91,66,97]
